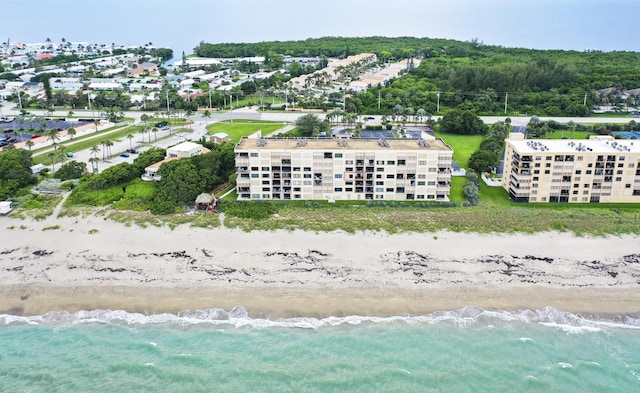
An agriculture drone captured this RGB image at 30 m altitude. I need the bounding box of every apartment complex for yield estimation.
[235,137,453,201]
[503,133,640,203]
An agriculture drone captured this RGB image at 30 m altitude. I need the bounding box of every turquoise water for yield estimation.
[1,307,640,392]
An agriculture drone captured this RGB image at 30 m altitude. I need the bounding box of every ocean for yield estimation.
[1,307,639,392]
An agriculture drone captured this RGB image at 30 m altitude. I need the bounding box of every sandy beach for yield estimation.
[1,213,639,317]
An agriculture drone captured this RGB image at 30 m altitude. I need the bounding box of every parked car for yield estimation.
[66,152,74,157]
[126,149,138,154]
[6,137,17,143]
[120,153,130,158]
[161,126,170,131]
[31,134,41,139]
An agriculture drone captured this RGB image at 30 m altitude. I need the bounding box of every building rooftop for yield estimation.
[507,134,639,154]
[235,137,451,151]
[168,141,203,152]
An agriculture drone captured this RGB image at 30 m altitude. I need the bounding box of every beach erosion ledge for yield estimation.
[1,216,639,317]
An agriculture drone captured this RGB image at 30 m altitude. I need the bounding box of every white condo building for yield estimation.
[234,136,453,201]
[503,133,640,203]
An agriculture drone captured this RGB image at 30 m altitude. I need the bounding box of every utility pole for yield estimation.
[209,89,212,109]
[584,93,588,106]
[504,92,508,114]
[166,90,170,113]
[230,94,233,124]
[378,91,381,110]
[436,91,440,113]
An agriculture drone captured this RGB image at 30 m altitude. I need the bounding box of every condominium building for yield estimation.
[234,136,453,201]
[503,133,640,203]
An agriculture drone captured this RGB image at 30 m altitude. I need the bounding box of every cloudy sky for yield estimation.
[4,0,639,54]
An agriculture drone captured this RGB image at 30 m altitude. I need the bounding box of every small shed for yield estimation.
[30,163,45,174]
[195,193,215,210]
[210,132,230,144]
[0,201,12,215]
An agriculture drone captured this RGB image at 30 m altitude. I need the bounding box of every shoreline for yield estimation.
[2,285,640,318]
[1,214,639,318]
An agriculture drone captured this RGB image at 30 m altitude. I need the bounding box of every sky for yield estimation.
[4,0,640,57]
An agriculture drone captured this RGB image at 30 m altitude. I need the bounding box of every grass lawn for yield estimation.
[32,125,146,165]
[449,176,467,203]
[545,130,593,140]
[433,131,484,169]
[207,120,289,143]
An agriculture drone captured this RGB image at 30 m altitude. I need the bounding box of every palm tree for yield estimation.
[48,152,57,172]
[67,127,76,139]
[152,127,159,141]
[68,110,74,118]
[45,128,60,146]
[90,145,100,160]
[88,157,99,173]
[25,140,34,151]
[100,141,107,160]
[202,110,211,125]
[127,134,134,150]
[93,120,100,132]
[105,140,114,158]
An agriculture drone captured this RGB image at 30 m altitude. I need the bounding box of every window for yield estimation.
[375,187,384,192]
[251,173,259,178]
[546,156,552,161]
[335,153,343,158]
[428,181,436,186]
[616,177,622,182]
[418,174,426,179]
[418,160,427,165]
[418,181,426,186]
[417,195,425,199]
[386,188,394,192]
[534,170,540,174]
[535,163,541,168]
[335,174,343,179]
[334,187,342,192]
[376,160,384,165]
[250,153,258,157]
[251,194,260,199]
[397,160,406,165]
[251,166,259,171]
[377,167,384,172]
[575,170,582,174]
[345,160,354,165]
[262,166,269,171]
[304,167,311,172]
[324,152,333,159]
[281,159,291,164]
[304,174,311,178]
[544,170,550,174]
[386,174,395,179]
[376,181,384,185]
[387,160,395,165]
[545,163,551,168]
[617,170,623,174]
[586,170,592,174]
[533,176,539,181]
[262,180,270,185]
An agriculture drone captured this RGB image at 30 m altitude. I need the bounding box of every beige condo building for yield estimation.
[234,136,453,201]
[503,133,640,203]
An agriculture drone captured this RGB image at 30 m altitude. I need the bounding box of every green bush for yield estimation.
[220,200,278,220]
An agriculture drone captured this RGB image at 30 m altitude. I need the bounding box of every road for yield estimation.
[2,101,637,174]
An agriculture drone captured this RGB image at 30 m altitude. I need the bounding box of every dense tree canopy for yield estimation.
[295,114,329,137]
[0,149,36,200]
[439,110,488,135]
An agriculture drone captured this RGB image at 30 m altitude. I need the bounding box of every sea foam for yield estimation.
[1,306,639,331]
